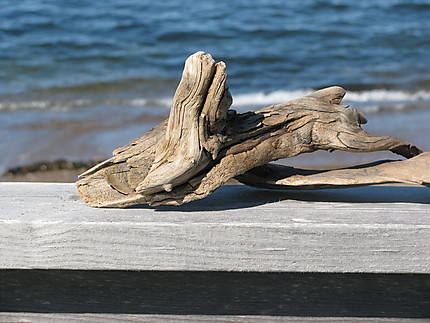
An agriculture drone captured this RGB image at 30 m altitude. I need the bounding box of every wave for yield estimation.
[2,88,430,114]
[232,89,314,108]
[0,97,172,112]
[344,89,430,102]
[232,88,430,113]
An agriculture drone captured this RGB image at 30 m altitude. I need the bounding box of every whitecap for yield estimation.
[231,88,430,113]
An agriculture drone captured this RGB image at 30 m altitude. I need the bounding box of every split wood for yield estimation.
[77,52,429,207]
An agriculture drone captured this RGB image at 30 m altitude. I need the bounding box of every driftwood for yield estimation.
[77,51,428,207]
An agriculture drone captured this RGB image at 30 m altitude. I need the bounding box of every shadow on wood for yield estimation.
[139,185,430,213]
[1,270,430,318]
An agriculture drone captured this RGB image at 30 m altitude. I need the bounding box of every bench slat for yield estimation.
[1,183,429,273]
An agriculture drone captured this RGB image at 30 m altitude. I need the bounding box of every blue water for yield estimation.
[1,0,430,171]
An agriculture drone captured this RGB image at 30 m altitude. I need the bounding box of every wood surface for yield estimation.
[76,51,427,207]
[0,314,427,322]
[1,270,429,318]
[237,152,430,190]
[1,182,429,273]
[2,182,429,319]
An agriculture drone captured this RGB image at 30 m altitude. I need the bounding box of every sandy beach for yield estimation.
[0,160,101,183]
[1,169,83,183]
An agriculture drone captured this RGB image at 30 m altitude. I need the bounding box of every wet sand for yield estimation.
[0,160,102,183]
[1,169,84,183]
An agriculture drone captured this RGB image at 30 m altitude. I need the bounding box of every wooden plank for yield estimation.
[1,270,429,318]
[1,182,430,272]
[0,313,428,323]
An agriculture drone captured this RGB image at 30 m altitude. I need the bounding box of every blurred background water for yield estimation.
[1,0,430,173]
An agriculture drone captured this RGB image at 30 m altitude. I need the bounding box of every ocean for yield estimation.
[1,0,430,173]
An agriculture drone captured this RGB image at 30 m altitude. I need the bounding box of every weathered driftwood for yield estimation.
[236,152,430,190]
[77,51,427,207]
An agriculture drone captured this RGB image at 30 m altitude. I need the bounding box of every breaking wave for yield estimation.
[232,88,430,113]
[1,88,430,114]
[0,97,172,112]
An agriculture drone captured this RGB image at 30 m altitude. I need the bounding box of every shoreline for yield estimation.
[0,159,103,183]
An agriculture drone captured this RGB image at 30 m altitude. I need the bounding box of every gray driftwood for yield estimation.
[77,51,427,207]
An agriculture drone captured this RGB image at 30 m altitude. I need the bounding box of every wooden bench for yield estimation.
[1,182,429,322]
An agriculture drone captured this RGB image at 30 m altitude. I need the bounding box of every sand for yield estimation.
[0,160,103,183]
[1,169,84,183]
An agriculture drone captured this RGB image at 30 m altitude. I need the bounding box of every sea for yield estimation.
[1,0,430,173]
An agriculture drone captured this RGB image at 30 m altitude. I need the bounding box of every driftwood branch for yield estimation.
[77,52,427,207]
[236,152,430,190]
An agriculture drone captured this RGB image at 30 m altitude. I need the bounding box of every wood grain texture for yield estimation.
[76,52,425,208]
[0,314,428,322]
[1,182,430,273]
[237,152,430,190]
[1,270,429,317]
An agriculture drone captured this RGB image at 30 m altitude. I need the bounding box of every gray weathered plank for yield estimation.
[1,182,429,272]
[1,270,429,317]
[0,313,428,323]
